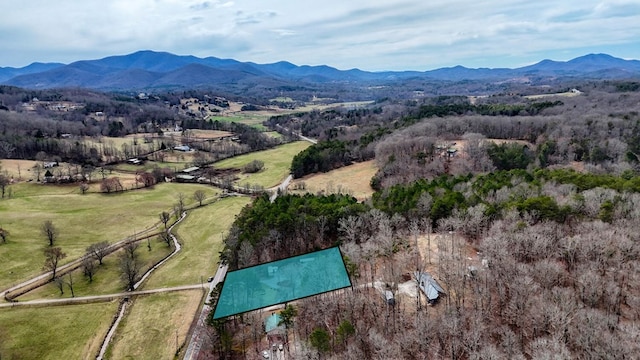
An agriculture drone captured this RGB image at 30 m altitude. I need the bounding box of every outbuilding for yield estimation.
[415,271,446,304]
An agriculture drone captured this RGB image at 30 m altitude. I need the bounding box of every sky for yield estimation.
[1,0,640,71]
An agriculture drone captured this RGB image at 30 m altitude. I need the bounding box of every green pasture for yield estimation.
[213,141,311,188]
[263,131,283,139]
[18,238,174,300]
[0,301,118,360]
[0,182,218,291]
[209,114,268,131]
[143,196,251,288]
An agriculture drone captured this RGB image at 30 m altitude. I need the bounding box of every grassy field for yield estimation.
[0,301,118,359]
[106,290,203,360]
[289,160,378,201]
[209,114,269,131]
[18,238,174,300]
[0,182,218,291]
[78,136,161,157]
[143,196,251,288]
[0,159,41,180]
[213,141,311,188]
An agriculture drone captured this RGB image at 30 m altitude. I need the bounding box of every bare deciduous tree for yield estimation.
[176,192,186,215]
[160,211,171,229]
[54,276,65,295]
[66,272,75,297]
[193,189,206,206]
[79,182,90,194]
[119,251,141,291]
[86,241,110,265]
[41,220,58,246]
[123,241,139,259]
[82,257,97,282]
[43,247,66,279]
[158,231,172,248]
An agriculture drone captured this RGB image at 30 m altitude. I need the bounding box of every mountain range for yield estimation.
[1,50,639,91]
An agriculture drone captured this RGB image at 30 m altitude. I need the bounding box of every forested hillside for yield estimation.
[215,82,640,359]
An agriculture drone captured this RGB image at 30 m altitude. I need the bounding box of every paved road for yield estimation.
[269,175,293,202]
[183,264,228,360]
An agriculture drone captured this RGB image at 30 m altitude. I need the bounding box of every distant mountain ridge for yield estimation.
[1,50,639,90]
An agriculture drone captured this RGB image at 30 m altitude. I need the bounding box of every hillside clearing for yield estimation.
[288,160,378,201]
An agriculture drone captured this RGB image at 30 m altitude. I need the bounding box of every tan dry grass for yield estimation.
[288,160,378,201]
[107,290,204,360]
[0,159,40,181]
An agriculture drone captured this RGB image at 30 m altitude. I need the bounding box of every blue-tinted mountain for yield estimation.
[0,62,64,83]
[2,50,639,90]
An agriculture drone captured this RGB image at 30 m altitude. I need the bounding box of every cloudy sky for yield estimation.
[2,0,640,71]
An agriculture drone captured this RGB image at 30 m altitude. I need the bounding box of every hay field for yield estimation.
[106,290,203,360]
[0,159,40,181]
[289,160,378,201]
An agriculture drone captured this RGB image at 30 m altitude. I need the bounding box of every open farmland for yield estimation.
[0,182,217,290]
[0,159,40,180]
[0,301,118,360]
[213,141,311,188]
[209,114,269,131]
[106,290,202,360]
[143,196,251,288]
[17,238,174,300]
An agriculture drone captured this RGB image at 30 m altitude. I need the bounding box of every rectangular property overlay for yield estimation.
[213,247,352,319]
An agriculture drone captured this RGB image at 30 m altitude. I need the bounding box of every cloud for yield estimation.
[0,0,639,70]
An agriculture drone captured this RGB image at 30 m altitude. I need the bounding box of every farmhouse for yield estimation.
[415,271,446,304]
[43,170,55,183]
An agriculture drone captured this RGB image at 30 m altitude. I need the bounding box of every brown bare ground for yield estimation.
[288,160,378,201]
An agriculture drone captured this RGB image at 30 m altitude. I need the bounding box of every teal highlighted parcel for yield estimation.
[213,247,351,319]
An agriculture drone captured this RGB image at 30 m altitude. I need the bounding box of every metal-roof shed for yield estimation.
[415,271,446,303]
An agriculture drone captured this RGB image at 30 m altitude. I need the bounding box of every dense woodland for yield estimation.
[215,82,640,359]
